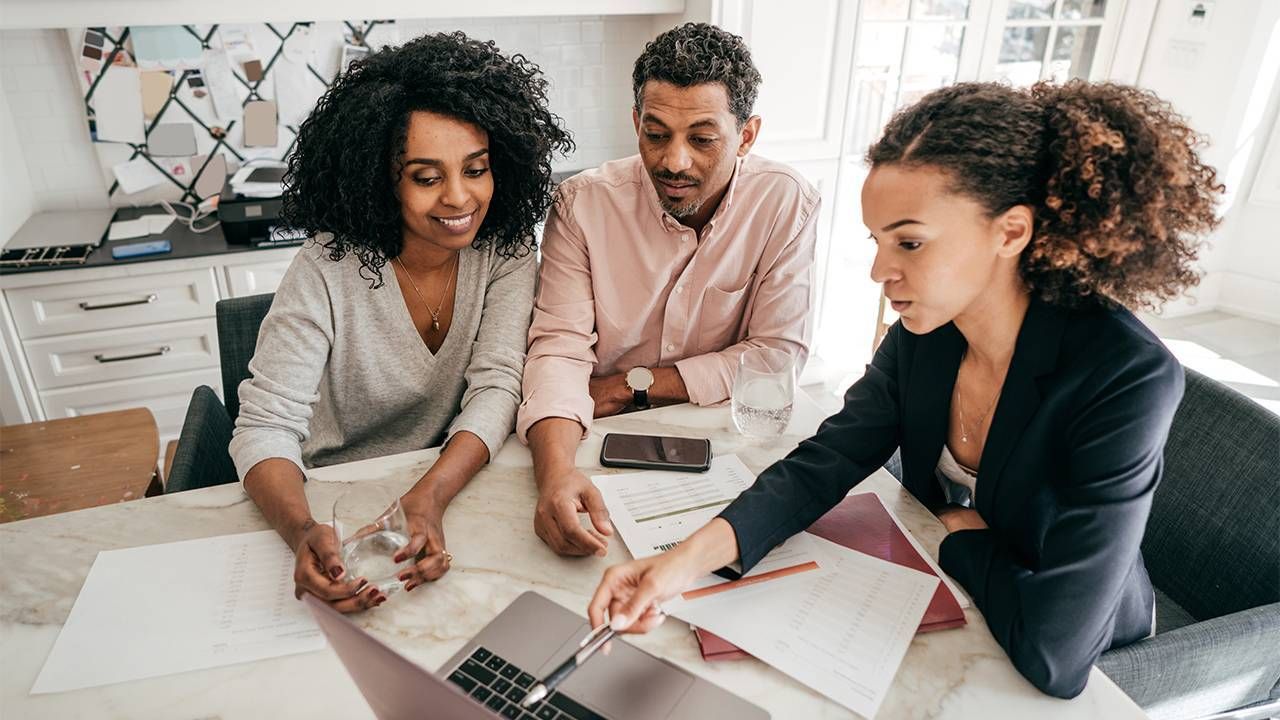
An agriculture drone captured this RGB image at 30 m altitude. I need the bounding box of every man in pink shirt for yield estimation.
[518,23,820,557]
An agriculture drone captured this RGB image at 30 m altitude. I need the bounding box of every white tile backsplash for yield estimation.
[1,15,655,215]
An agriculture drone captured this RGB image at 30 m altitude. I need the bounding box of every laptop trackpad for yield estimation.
[558,641,693,720]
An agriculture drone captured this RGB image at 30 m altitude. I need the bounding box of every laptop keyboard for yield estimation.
[447,646,609,720]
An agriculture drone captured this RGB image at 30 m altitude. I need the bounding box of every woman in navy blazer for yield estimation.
[586,81,1224,698]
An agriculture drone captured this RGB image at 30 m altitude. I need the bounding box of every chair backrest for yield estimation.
[215,293,274,422]
[1142,368,1280,622]
[166,385,238,493]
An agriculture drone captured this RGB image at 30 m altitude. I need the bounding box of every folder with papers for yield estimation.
[695,492,967,660]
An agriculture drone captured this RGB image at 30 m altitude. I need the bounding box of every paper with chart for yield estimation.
[668,535,938,719]
[592,454,828,595]
[32,530,324,694]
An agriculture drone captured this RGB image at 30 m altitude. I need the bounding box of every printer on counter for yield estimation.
[216,162,305,245]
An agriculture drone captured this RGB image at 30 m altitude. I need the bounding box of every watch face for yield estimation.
[626,367,655,392]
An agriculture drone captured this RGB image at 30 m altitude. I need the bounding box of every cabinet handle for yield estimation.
[79,293,158,311]
[94,345,171,363]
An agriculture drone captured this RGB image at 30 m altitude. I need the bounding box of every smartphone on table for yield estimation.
[599,433,712,472]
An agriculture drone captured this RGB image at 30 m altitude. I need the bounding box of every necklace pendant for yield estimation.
[961,433,968,443]
[431,318,440,332]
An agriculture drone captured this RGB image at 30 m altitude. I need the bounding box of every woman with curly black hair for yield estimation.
[230,32,572,613]
[588,81,1223,699]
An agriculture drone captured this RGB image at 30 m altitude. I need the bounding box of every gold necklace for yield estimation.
[394,254,457,333]
[955,351,1002,443]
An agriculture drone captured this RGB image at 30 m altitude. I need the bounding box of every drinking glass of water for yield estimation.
[732,347,796,438]
[332,487,413,594]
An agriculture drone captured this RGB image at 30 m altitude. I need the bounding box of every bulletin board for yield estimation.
[68,21,399,207]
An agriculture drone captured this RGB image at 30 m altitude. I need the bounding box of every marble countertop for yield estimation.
[0,396,1147,719]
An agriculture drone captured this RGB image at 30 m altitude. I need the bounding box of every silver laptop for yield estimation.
[304,591,769,720]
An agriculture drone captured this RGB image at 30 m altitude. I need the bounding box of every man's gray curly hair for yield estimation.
[632,22,762,126]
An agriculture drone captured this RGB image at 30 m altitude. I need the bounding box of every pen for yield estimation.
[522,614,648,709]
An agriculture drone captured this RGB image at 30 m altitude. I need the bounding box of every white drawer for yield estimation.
[225,255,296,297]
[40,368,223,441]
[6,268,220,339]
[24,319,219,390]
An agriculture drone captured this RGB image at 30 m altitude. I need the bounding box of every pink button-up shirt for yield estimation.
[516,153,819,442]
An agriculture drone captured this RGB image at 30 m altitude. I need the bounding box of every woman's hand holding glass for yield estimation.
[395,486,454,592]
[291,518,387,612]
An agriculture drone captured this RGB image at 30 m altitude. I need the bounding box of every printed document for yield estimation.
[592,455,827,591]
[32,530,324,694]
[667,535,938,718]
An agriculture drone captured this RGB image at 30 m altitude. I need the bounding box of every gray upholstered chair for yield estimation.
[216,293,276,422]
[1096,368,1279,720]
[166,293,274,493]
[881,367,1279,719]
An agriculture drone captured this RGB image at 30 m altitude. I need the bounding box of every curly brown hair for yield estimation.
[282,32,574,287]
[866,81,1223,309]
[632,22,761,126]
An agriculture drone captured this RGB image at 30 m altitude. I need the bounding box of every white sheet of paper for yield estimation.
[667,531,829,603]
[111,157,166,194]
[202,48,243,121]
[594,455,828,597]
[31,530,324,694]
[668,536,938,719]
[592,454,757,558]
[273,55,321,127]
[147,214,176,234]
[107,218,150,240]
[93,65,145,144]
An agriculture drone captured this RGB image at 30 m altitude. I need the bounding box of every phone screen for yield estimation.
[602,433,710,467]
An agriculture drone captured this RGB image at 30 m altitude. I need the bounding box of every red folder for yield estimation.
[695,492,967,661]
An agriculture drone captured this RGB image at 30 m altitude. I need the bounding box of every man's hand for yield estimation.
[589,373,630,418]
[535,467,614,557]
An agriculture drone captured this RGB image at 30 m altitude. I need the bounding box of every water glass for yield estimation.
[732,347,796,438]
[332,487,413,594]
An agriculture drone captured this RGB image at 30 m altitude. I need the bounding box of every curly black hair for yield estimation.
[281,31,574,286]
[632,22,761,126]
[867,81,1222,310]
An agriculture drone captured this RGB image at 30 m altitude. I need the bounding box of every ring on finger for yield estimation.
[443,550,453,564]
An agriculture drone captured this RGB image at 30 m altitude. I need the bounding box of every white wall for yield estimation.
[1137,0,1280,320]
[0,63,36,242]
[0,15,658,230]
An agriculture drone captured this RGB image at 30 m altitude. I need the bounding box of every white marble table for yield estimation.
[0,397,1148,719]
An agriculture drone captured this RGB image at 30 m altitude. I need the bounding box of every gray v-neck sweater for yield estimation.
[229,238,535,480]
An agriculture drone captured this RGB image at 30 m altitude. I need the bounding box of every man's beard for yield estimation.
[660,195,706,218]
[652,169,703,218]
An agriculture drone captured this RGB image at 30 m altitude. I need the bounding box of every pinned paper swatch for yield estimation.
[92,65,145,144]
[112,157,166,194]
[80,28,106,74]
[193,153,227,199]
[148,123,197,156]
[242,100,278,147]
[130,26,202,70]
[140,71,172,120]
[242,59,264,83]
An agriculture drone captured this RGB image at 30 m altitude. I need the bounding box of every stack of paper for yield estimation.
[593,454,939,718]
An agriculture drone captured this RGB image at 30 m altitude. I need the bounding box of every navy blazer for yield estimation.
[719,298,1184,698]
